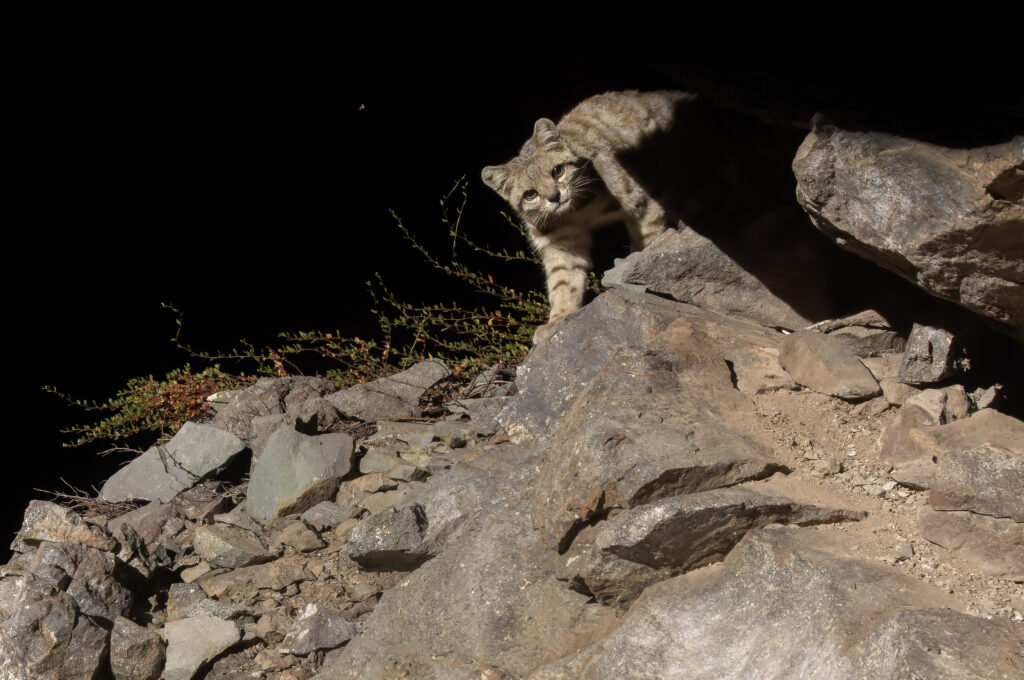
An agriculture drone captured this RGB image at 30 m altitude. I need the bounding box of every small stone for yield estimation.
[779,331,882,400]
[359,447,404,474]
[268,519,326,553]
[387,464,428,483]
[162,615,241,680]
[299,501,347,531]
[110,616,165,680]
[11,500,117,553]
[893,542,914,562]
[192,524,275,569]
[359,490,407,515]
[334,519,359,542]
[279,603,357,655]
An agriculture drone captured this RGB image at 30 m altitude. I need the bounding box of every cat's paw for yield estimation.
[532,320,560,345]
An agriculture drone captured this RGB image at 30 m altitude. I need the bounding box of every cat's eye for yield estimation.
[551,164,565,179]
[523,189,539,201]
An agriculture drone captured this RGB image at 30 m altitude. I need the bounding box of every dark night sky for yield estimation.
[8,57,1020,559]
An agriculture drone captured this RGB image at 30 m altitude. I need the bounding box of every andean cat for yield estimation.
[482,90,693,343]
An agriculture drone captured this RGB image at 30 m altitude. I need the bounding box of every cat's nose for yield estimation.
[548,190,561,203]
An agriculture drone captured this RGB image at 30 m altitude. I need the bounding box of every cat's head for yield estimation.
[482,119,595,229]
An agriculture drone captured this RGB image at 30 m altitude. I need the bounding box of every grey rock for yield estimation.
[532,343,783,551]
[161,615,241,680]
[372,420,437,450]
[62,616,111,680]
[891,457,937,490]
[0,580,109,680]
[326,359,449,421]
[498,289,685,437]
[246,427,355,521]
[532,527,1024,679]
[457,396,507,435]
[267,519,326,552]
[279,603,357,655]
[602,226,815,330]
[358,447,403,474]
[878,386,972,464]
[779,330,881,400]
[898,323,959,384]
[31,541,134,622]
[299,501,347,531]
[209,376,336,444]
[110,616,165,680]
[794,123,1024,337]
[10,500,116,553]
[562,487,865,607]
[292,396,344,436]
[248,413,289,462]
[348,503,432,570]
[166,582,206,621]
[915,409,1024,521]
[315,447,613,680]
[918,506,1024,582]
[100,422,247,503]
[108,501,179,549]
[196,555,310,600]
[191,524,275,569]
[387,463,428,483]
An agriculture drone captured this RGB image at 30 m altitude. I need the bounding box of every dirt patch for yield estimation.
[750,388,1024,622]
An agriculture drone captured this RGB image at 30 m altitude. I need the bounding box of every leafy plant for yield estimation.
[44,365,254,448]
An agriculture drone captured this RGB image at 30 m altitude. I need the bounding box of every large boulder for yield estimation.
[530,527,1024,680]
[532,334,782,551]
[794,123,1024,338]
[603,226,815,330]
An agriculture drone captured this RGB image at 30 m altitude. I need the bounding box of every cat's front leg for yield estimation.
[532,230,592,344]
[589,153,668,251]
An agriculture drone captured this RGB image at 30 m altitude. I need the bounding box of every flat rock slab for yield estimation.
[326,359,448,421]
[279,603,357,655]
[914,409,1024,521]
[532,338,782,552]
[794,123,1024,337]
[247,428,354,521]
[192,524,275,569]
[162,615,241,680]
[603,226,814,330]
[918,505,1024,582]
[779,330,881,400]
[562,487,865,607]
[531,527,1024,680]
[196,555,310,600]
[110,615,165,680]
[10,500,116,553]
[100,422,247,503]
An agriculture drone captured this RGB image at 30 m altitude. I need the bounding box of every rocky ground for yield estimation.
[1,101,1021,679]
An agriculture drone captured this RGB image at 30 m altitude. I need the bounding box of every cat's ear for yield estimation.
[481,165,509,194]
[532,118,561,145]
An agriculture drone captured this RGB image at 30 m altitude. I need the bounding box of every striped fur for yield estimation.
[482,90,694,343]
